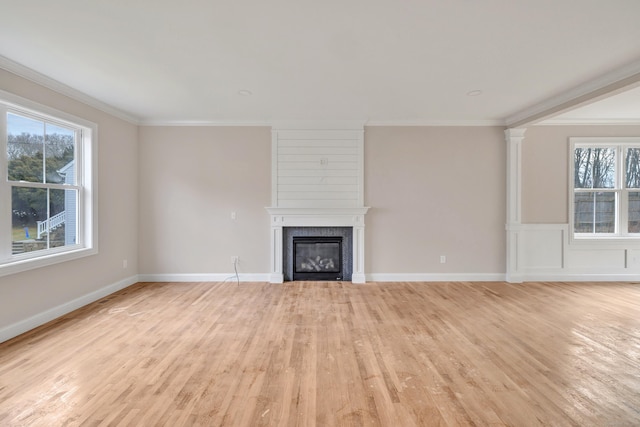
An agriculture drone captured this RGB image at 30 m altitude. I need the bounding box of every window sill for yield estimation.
[570,235,640,248]
[0,246,98,278]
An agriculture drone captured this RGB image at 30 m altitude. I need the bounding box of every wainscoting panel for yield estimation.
[516,223,640,281]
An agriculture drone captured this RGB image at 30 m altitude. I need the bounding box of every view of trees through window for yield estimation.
[7,112,77,255]
[573,143,640,235]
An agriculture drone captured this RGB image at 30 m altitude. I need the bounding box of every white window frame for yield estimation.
[0,90,98,277]
[569,137,640,241]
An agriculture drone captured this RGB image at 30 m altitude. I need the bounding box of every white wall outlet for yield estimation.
[123,259,128,269]
[231,211,237,220]
[440,255,446,264]
[231,256,239,264]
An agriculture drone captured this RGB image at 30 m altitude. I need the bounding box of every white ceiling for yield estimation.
[1,0,640,125]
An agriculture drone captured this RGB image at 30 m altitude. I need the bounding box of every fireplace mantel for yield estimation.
[266,207,369,283]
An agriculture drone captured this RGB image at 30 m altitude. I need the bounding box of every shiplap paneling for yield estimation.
[272,128,364,208]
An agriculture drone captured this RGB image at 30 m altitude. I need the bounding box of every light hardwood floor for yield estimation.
[0,281,639,426]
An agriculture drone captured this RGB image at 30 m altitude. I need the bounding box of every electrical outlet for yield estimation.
[123,259,128,269]
[440,255,446,264]
[231,256,239,264]
[231,211,237,220]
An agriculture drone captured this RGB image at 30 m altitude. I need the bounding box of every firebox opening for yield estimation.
[293,236,343,281]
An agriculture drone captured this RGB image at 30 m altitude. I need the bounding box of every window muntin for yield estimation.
[571,138,640,239]
[1,91,96,276]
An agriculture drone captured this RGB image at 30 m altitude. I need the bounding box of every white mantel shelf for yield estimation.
[266,207,370,284]
[266,207,370,221]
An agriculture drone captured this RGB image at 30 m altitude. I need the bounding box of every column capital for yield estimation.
[505,128,527,141]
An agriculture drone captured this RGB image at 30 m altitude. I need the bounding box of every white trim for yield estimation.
[0,55,139,125]
[139,272,511,283]
[365,119,504,127]
[506,59,640,127]
[366,273,507,282]
[569,137,640,240]
[505,129,526,283]
[0,275,138,344]
[517,273,640,282]
[539,118,640,126]
[141,119,506,127]
[266,207,369,284]
[272,120,366,130]
[139,120,273,127]
[0,247,97,277]
[137,273,271,282]
[0,90,99,277]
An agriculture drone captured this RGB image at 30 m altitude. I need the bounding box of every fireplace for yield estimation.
[266,126,368,283]
[293,236,343,281]
[283,226,353,281]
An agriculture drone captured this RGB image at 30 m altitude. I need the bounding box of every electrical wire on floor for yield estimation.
[221,258,240,286]
[233,258,239,286]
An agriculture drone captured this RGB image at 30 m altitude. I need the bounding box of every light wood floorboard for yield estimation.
[0,281,639,426]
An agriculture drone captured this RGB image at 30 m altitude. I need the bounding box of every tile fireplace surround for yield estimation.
[266,207,369,283]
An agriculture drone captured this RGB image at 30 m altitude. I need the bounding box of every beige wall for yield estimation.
[0,69,139,329]
[138,126,272,275]
[138,126,507,277]
[522,125,640,224]
[364,126,506,274]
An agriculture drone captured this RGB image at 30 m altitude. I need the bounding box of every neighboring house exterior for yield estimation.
[58,160,76,246]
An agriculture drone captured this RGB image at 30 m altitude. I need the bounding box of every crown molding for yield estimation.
[139,119,273,127]
[536,117,640,126]
[365,119,505,127]
[506,59,640,128]
[140,119,505,128]
[0,55,140,125]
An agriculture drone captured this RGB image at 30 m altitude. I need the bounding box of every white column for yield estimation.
[505,128,526,283]
[352,215,366,283]
[269,216,284,283]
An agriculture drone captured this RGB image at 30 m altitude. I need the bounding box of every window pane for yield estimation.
[574,192,616,233]
[626,148,640,188]
[10,187,78,254]
[629,192,640,233]
[594,192,615,233]
[50,188,76,248]
[7,113,44,183]
[11,187,47,255]
[574,147,616,189]
[574,192,594,233]
[45,123,75,184]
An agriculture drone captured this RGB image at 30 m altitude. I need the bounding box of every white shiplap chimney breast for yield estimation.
[267,125,369,283]
[271,128,364,208]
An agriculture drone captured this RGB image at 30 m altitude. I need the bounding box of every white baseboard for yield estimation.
[519,271,640,282]
[0,274,139,344]
[365,273,507,282]
[138,273,271,283]
[140,272,509,283]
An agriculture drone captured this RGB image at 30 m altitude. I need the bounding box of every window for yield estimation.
[570,137,640,238]
[1,91,97,276]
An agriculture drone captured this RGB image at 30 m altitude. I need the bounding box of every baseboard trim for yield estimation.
[0,274,139,344]
[365,273,507,282]
[140,273,509,283]
[138,273,271,283]
[519,272,640,282]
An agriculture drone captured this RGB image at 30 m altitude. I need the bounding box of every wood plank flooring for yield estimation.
[0,281,639,426]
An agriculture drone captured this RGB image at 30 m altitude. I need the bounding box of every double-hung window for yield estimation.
[1,91,97,276]
[571,137,640,238]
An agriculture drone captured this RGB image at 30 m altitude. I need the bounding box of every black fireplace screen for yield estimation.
[293,236,343,280]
